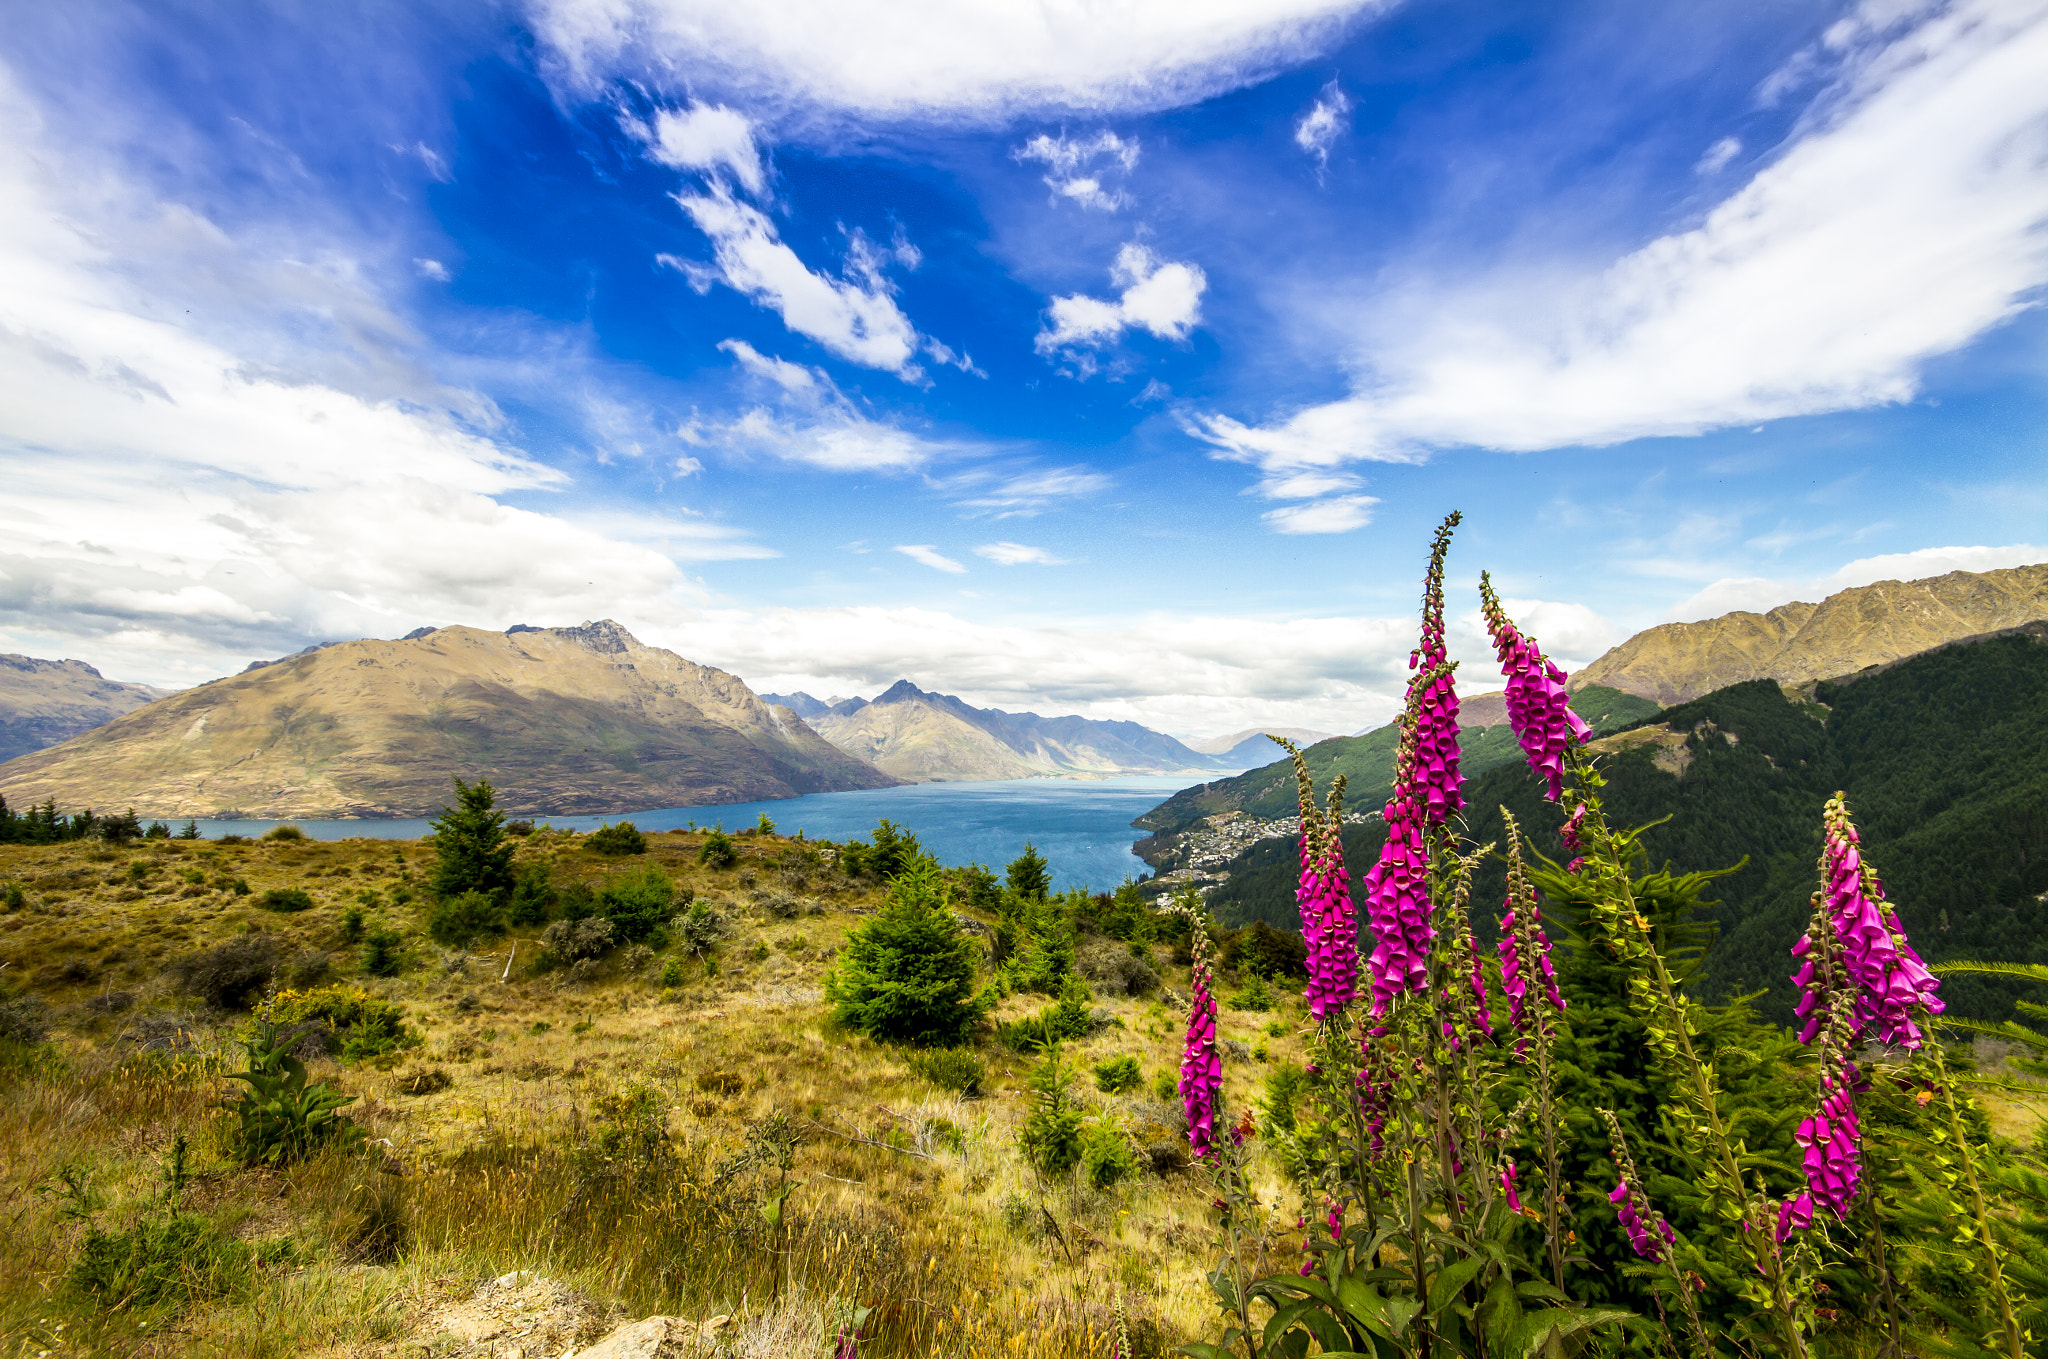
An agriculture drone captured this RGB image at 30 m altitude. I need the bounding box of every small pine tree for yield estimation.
[598,865,676,945]
[1006,842,1051,901]
[507,864,555,926]
[1018,1044,1085,1178]
[588,821,646,856]
[428,777,514,902]
[361,928,404,977]
[826,860,985,1046]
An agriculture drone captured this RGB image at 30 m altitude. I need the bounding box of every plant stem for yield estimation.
[1930,1043,2023,1359]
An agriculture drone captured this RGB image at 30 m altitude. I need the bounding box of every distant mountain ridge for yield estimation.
[1133,685,1660,851]
[786,680,1231,783]
[1189,726,1340,766]
[0,656,174,763]
[1572,562,2048,704]
[0,621,897,818]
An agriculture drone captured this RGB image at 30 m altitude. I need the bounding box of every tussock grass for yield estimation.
[0,829,1312,1356]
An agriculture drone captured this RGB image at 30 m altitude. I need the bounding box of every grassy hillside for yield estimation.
[0,822,1307,1357]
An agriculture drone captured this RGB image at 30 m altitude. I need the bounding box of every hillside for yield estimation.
[0,621,897,818]
[0,655,173,762]
[1199,624,2048,1024]
[1572,561,2048,703]
[0,819,1296,1355]
[1134,684,1660,853]
[798,679,1229,782]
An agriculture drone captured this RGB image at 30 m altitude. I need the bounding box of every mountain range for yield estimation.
[0,656,172,763]
[0,621,893,819]
[1572,562,2048,704]
[765,680,1233,782]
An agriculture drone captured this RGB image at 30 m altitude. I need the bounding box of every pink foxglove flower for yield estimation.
[1611,1180,1676,1262]
[1480,574,1591,803]
[1363,783,1431,1014]
[1775,1191,1815,1244]
[1410,513,1465,822]
[1179,912,1223,1160]
[1807,794,1943,1049]
[1282,743,1358,1020]
[1501,1162,1524,1213]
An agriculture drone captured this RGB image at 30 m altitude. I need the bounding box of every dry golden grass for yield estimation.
[0,829,1312,1357]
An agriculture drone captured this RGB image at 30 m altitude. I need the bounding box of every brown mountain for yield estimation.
[0,656,174,763]
[804,679,1229,783]
[0,621,896,818]
[1571,562,2048,705]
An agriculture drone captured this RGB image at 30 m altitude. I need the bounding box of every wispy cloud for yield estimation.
[975,541,1065,565]
[1014,130,1139,210]
[640,101,767,194]
[1199,0,2048,486]
[954,465,1113,516]
[1664,542,2048,623]
[1261,495,1379,535]
[893,543,967,573]
[1294,80,1349,171]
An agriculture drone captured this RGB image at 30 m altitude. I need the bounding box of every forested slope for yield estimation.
[1209,625,2048,1024]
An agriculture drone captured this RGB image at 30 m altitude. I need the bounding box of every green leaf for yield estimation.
[1428,1254,1487,1316]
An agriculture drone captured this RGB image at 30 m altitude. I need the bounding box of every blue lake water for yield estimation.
[185,775,1222,893]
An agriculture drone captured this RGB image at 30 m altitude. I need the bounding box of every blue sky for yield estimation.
[1,0,2043,739]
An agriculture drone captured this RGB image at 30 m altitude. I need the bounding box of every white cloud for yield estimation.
[1199,0,2048,484]
[954,465,1114,515]
[1665,542,2048,622]
[1694,135,1741,175]
[1015,131,1139,210]
[718,337,818,392]
[1261,495,1379,535]
[0,67,746,687]
[711,339,968,470]
[673,454,704,475]
[893,544,967,574]
[975,541,1066,565]
[1294,81,1350,169]
[415,257,451,281]
[530,0,1387,122]
[680,603,1432,739]
[643,101,766,194]
[1037,243,1206,358]
[668,187,924,376]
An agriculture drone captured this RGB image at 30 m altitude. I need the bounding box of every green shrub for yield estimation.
[261,824,305,842]
[59,1145,254,1308]
[754,813,776,836]
[675,898,724,954]
[1000,975,1093,1051]
[427,889,505,947]
[261,985,413,1060]
[340,907,365,944]
[507,864,555,926]
[224,1021,363,1165]
[599,865,675,945]
[826,861,986,1047]
[1227,972,1275,1012]
[588,821,647,856]
[228,877,250,896]
[697,827,737,868]
[259,887,315,913]
[361,928,405,977]
[658,956,686,987]
[1080,1121,1140,1190]
[908,1047,987,1096]
[1018,1045,1084,1178]
[1,881,23,912]
[1152,1070,1177,1103]
[1093,1054,1143,1095]
[1261,1062,1308,1135]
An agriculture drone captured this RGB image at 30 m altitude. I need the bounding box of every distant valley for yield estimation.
[762,680,1237,783]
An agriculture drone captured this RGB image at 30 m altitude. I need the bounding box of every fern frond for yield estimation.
[1931,959,2048,984]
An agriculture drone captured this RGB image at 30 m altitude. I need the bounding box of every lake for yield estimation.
[184,775,1224,893]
